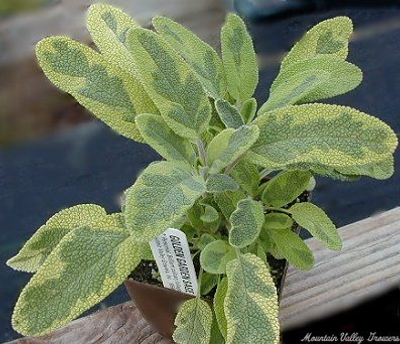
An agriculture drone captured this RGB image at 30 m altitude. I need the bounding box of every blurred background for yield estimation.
[1,0,399,341]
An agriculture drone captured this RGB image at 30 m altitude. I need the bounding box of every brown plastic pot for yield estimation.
[125,279,194,339]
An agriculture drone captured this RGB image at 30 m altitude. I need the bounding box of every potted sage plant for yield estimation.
[7,4,397,343]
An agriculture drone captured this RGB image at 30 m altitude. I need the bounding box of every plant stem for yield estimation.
[197,266,204,298]
[265,206,291,215]
[196,138,207,166]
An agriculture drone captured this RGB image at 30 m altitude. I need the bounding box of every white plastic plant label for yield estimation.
[149,228,198,296]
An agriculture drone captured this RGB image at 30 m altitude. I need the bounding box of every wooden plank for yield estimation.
[6,301,172,344]
[7,207,400,342]
[279,206,400,330]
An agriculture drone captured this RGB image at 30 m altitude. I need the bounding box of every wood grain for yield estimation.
[280,206,400,330]
[6,207,400,342]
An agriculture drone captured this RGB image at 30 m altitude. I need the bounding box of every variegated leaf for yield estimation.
[153,16,226,98]
[230,160,260,196]
[200,240,236,274]
[173,298,213,344]
[135,114,196,165]
[224,253,279,344]
[12,223,143,336]
[264,213,294,230]
[86,4,139,73]
[214,277,228,340]
[281,16,353,70]
[124,161,206,241]
[289,202,342,250]
[127,28,211,141]
[215,99,244,129]
[229,199,264,248]
[269,228,315,270]
[260,56,362,113]
[214,190,246,221]
[206,174,239,193]
[221,13,258,102]
[261,170,312,208]
[7,204,106,273]
[240,98,257,124]
[36,36,157,142]
[249,104,398,169]
[207,125,259,174]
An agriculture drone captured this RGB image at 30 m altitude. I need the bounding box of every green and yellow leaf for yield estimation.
[36,36,157,142]
[260,57,362,113]
[12,224,143,336]
[135,114,196,165]
[281,16,353,70]
[214,277,228,340]
[289,202,342,250]
[207,125,259,174]
[124,161,206,241]
[261,170,312,208]
[221,13,258,101]
[268,228,315,270]
[229,160,260,196]
[224,253,280,344]
[153,16,226,99]
[127,28,211,141]
[206,174,239,193]
[173,298,213,344]
[200,272,219,296]
[215,99,244,129]
[249,104,398,169]
[214,190,246,221]
[86,4,140,73]
[7,204,107,273]
[229,199,264,248]
[200,240,236,274]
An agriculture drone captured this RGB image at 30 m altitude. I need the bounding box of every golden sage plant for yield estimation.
[7,4,397,343]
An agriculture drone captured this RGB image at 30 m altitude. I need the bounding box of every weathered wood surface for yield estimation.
[6,207,400,343]
[280,206,400,330]
[7,302,172,344]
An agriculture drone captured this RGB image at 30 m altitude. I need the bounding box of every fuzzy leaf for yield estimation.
[211,310,226,343]
[224,253,279,344]
[86,4,139,73]
[173,298,213,344]
[269,228,314,270]
[281,16,353,70]
[215,99,244,129]
[12,223,142,336]
[260,57,362,113]
[197,233,216,251]
[200,205,220,223]
[153,16,226,99]
[289,202,342,250]
[335,156,395,180]
[7,204,106,273]
[207,125,259,174]
[240,98,257,124]
[214,190,246,221]
[125,161,206,241]
[200,240,236,274]
[214,277,228,340]
[135,114,196,165]
[261,170,311,208]
[200,272,219,296]
[127,28,211,141]
[206,174,239,193]
[230,160,260,196]
[221,13,258,101]
[249,104,398,169]
[36,36,157,142]
[229,199,264,248]
[264,213,294,230]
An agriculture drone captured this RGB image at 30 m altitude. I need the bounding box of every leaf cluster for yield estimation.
[7,5,397,343]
